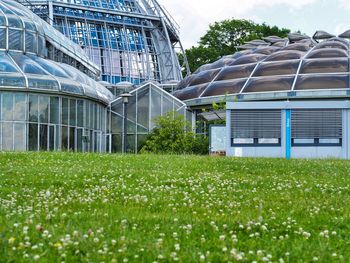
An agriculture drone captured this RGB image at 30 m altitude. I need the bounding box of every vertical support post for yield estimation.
[285,109,291,160]
[48,0,54,26]
[226,108,231,156]
[123,100,128,154]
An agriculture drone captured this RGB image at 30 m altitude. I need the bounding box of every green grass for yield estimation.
[0,152,349,262]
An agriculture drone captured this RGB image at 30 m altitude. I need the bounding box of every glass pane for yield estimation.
[2,123,13,150]
[111,133,122,153]
[202,79,246,97]
[29,94,39,122]
[295,74,349,90]
[39,124,48,151]
[127,94,136,123]
[49,125,55,151]
[77,128,83,152]
[264,51,304,61]
[188,68,220,86]
[137,88,149,129]
[25,31,36,53]
[28,77,59,90]
[0,52,19,72]
[14,93,26,121]
[127,134,135,153]
[50,97,59,124]
[0,28,6,49]
[28,123,38,151]
[307,48,348,59]
[39,96,49,123]
[77,100,84,127]
[14,123,26,151]
[244,76,294,93]
[69,127,75,151]
[62,98,68,125]
[173,83,208,101]
[111,113,122,133]
[254,61,300,77]
[2,93,13,121]
[162,96,173,116]
[300,59,348,74]
[10,53,47,75]
[9,29,22,50]
[215,64,255,81]
[150,88,161,129]
[137,134,148,152]
[61,126,68,151]
[231,54,266,65]
[70,99,76,126]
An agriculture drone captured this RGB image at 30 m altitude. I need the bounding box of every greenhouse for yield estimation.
[18,0,189,85]
[109,82,187,153]
[175,32,350,159]
[0,0,188,153]
[0,0,115,152]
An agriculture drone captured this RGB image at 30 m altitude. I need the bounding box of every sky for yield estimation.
[158,0,350,49]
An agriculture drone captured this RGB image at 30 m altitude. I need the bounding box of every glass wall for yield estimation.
[53,8,160,84]
[109,84,187,153]
[0,91,107,152]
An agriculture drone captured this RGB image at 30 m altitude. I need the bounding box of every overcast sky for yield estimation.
[158,0,350,49]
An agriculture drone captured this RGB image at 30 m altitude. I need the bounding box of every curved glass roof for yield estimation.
[0,0,100,75]
[0,51,113,104]
[174,34,350,102]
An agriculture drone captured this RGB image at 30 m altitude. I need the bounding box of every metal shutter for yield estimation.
[231,110,281,139]
[291,109,342,139]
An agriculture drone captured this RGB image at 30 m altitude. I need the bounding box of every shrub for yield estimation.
[140,112,208,155]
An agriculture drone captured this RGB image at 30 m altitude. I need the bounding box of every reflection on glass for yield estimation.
[28,123,38,151]
[39,124,48,151]
[39,96,49,123]
[13,123,26,151]
[69,99,76,126]
[29,94,39,122]
[49,125,55,151]
[77,100,84,127]
[62,98,68,125]
[2,93,13,121]
[61,126,68,151]
[69,127,75,151]
[50,97,59,124]
[2,122,13,150]
[14,93,26,121]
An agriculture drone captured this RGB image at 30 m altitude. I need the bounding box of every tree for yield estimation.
[184,19,290,73]
[140,112,208,155]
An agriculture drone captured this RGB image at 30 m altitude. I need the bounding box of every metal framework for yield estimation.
[17,0,190,85]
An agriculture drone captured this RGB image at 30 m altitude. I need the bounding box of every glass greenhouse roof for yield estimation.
[174,32,350,102]
[0,51,113,104]
[0,0,100,75]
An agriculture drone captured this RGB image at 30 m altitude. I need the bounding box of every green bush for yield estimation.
[140,112,208,155]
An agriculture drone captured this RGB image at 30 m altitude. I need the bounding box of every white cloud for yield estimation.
[158,0,317,48]
[339,0,350,10]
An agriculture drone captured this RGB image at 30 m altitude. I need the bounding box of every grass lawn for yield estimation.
[0,152,349,262]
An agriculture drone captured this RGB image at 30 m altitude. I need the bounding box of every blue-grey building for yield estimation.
[175,32,350,159]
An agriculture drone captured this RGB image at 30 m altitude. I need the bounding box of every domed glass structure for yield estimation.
[0,0,115,152]
[174,33,350,105]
